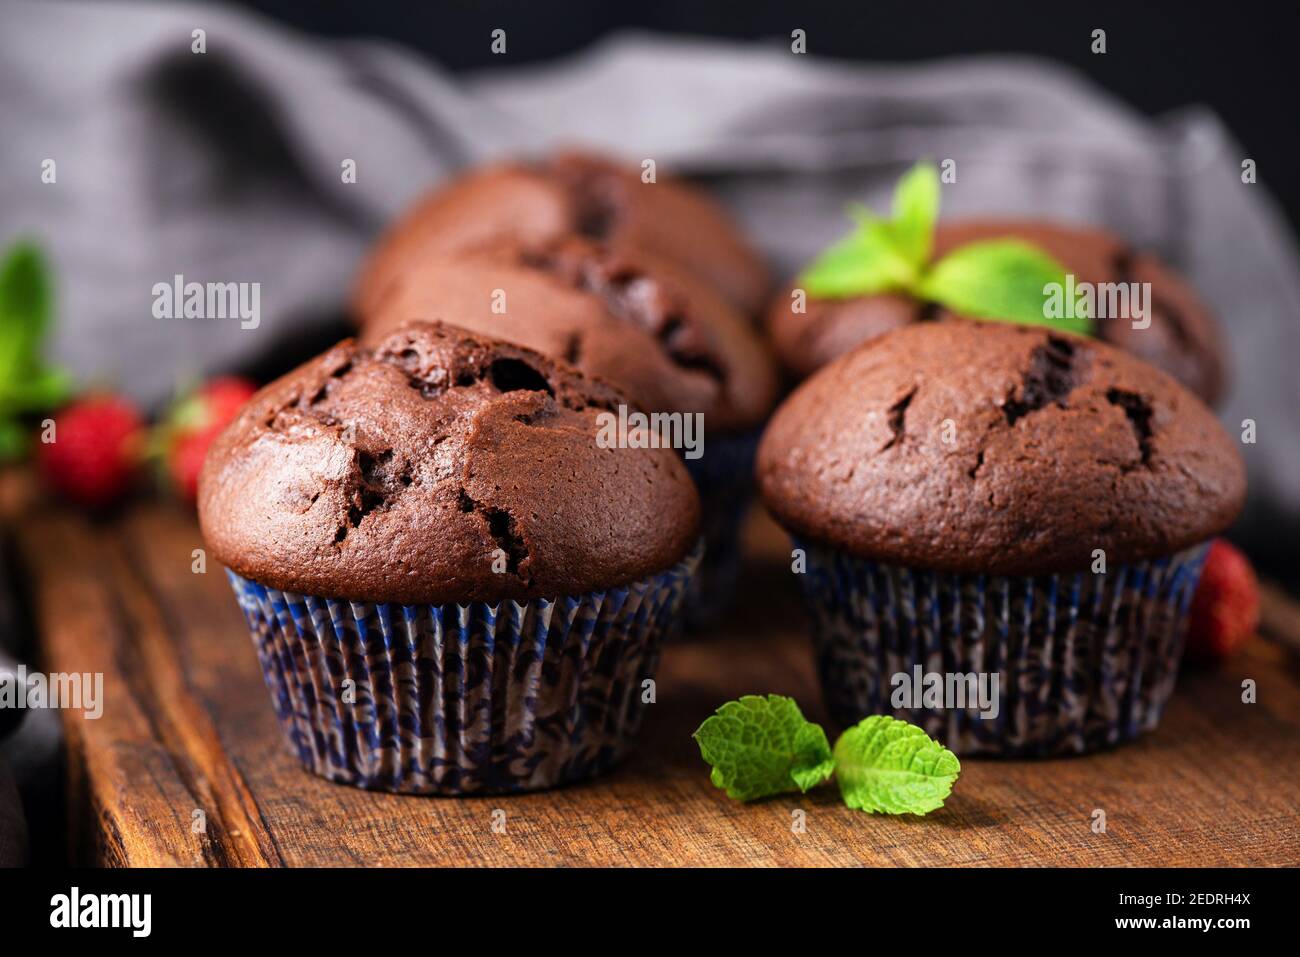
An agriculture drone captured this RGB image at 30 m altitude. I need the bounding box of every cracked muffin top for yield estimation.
[357,235,779,433]
[352,150,771,319]
[756,320,1245,575]
[198,320,701,604]
[765,219,1227,406]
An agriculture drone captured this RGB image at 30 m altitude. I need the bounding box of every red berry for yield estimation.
[37,395,145,509]
[1186,539,1260,665]
[161,376,257,504]
[193,376,258,428]
[168,426,220,504]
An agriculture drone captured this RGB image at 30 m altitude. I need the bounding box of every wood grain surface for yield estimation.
[4,477,1299,867]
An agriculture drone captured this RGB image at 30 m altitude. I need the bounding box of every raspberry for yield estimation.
[1186,538,1260,665]
[37,395,144,509]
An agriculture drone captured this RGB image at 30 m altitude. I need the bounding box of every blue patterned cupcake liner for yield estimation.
[682,429,761,627]
[225,543,701,794]
[792,538,1210,756]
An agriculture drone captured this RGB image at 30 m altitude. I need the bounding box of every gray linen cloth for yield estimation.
[1,0,1297,540]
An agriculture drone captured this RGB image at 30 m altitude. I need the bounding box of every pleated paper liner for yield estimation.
[792,538,1209,756]
[227,542,701,794]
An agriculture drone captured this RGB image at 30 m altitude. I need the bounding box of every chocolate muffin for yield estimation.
[359,236,777,434]
[359,234,779,622]
[353,150,771,319]
[766,219,1227,405]
[201,320,702,793]
[757,320,1245,755]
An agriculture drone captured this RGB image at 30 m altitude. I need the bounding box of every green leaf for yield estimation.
[0,242,54,382]
[0,242,72,430]
[0,418,27,462]
[798,218,918,299]
[888,161,941,266]
[0,365,72,414]
[917,239,1093,335]
[796,162,940,299]
[833,715,961,816]
[693,694,836,801]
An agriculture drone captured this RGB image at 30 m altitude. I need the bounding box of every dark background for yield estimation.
[237,0,1300,232]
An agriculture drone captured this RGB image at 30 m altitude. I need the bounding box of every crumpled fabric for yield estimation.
[2,0,1296,541]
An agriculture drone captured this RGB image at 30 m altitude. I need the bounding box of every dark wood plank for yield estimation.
[6,476,1300,866]
[9,493,280,866]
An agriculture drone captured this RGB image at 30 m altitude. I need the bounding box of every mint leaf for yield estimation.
[0,418,26,462]
[798,217,917,299]
[797,162,940,298]
[693,694,835,801]
[833,715,961,816]
[0,243,71,437]
[917,239,1092,335]
[0,243,54,382]
[0,365,71,412]
[888,161,940,266]
[792,161,1097,340]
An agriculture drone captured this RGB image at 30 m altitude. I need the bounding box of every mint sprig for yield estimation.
[915,239,1091,334]
[886,160,940,265]
[0,242,72,460]
[834,715,961,815]
[798,161,1091,336]
[694,697,961,816]
[795,215,917,298]
[692,695,835,801]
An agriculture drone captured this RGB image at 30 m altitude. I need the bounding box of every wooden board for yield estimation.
[5,476,1299,867]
